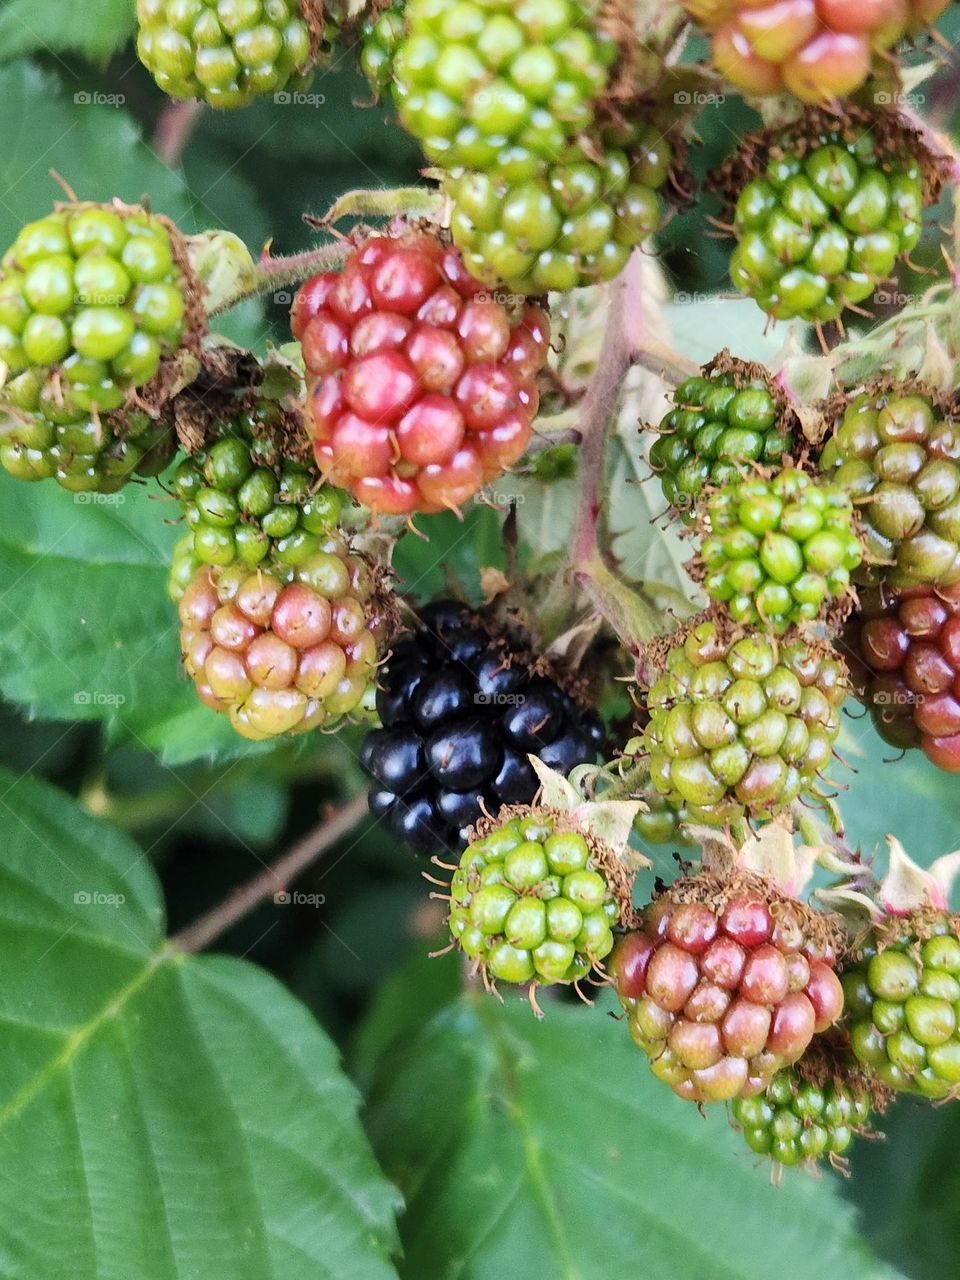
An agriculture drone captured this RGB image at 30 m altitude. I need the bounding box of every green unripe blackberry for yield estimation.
[169,533,202,602]
[179,535,395,739]
[173,399,344,568]
[732,1064,876,1167]
[137,0,328,109]
[447,807,625,994]
[446,120,671,295]
[634,788,693,847]
[372,0,618,171]
[819,388,960,590]
[640,618,849,825]
[650,359,793,519]
[719,111,937,324]
[360,0,404,93]
[0,203,192,491]
[697,468,863,632]
[843,916,960,1098]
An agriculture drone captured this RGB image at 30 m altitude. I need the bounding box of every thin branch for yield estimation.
[154,99,203,168]
[173,792,369,954]
[206,240,353,316]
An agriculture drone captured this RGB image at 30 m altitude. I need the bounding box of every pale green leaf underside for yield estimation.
[367,995,899,1280]
[0,769,401,1280]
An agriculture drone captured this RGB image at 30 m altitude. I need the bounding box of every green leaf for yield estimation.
[0,62,195,238]
[366,995,897,1280]
[0,0,135,64]
[0,767,401,1279]
[0,467,273,765]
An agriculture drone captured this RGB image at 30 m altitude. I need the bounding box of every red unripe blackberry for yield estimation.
[844,580,960,769]
[178,538,393,739]
[687,0,947,103]
[611,873,844,1103]
[296,230,549,515]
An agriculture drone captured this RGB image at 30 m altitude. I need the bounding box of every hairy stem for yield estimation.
[206,240,352,317]
[173,792,369,954]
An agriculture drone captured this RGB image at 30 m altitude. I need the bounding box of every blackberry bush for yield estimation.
[178,538,393,739]
[685,0,949,103]
[296,228,550,514]
[136,0,328,109]
[360,600,603,854]
[446,118,672,295]
[446,806,625,993]
[366,0,618,171]
[611,871,844,1102]
[844,581,960,769]
[717,111,939,325]
[649,357,794,520]
[172,398,344,568]
[820,388,960,590]
[640,618,849,825]
[696,467,863,632]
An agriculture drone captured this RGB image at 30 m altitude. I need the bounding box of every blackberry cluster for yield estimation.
[0,205,188,491]
[726,121,924,323]
[448,809,620,987]
[642,618,848,824]
[136,0,322,109]
[685,0,948,103]
[179,539,390,739]
[650,367,792,520]
[296,228,550,515]
[446,120,672,295]
[698,468,862,632]
[611,876,844,1103]
[845,582,960,770]
[173,399,343,568]
[369,0,617,171]
[360,601,603,854]
[820,390,960,589]
[731,1064,875,1166]
[843,918,960,1098]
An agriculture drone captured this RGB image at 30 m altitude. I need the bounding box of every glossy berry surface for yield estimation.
[0,205,186,490]
[821,391,960,590]
[178,538,390,739]
[360,600,603,854]
[446,120,671,295]
[731,1066,872,1166]
[729,126,924,323]
[448,810,619,987]
[136,0,320,109]
[611,880,844,1103]
[686,0,948,104]
[370,0,617,171]
[845,581,960,769]
[297,230,550,514]
[650,370,791,520]
[173,399,343,568]
[642,619,848,824]
[699,468,862,632]
[843,918,960,1098]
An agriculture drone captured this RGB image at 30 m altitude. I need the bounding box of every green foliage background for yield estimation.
[0,9,957,1278]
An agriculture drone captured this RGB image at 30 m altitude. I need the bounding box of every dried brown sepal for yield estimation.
[795,1031,894,1116]
[845,908,960,965]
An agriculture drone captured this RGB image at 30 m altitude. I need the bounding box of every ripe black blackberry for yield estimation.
[360,600,604,854]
